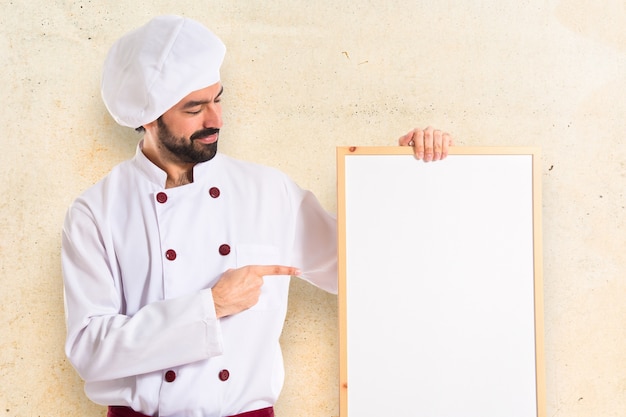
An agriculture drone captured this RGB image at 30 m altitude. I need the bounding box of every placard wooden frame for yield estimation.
[337,146,545,417]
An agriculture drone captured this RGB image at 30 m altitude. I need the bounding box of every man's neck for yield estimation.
[165,170,194,188]
[140,139,195,188]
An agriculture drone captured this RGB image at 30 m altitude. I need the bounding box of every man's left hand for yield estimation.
[398,126,454,162]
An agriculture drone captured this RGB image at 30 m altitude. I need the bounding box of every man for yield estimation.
[62,15,453,417]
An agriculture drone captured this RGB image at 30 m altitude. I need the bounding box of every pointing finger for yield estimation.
[253,265,301,277]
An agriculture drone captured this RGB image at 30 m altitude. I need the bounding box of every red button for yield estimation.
[156,192,168,203]
[218,369,230,381]
[219,244,231,256]
[165,249,177,260]
[165,370,176,382]
[209,187,220,198]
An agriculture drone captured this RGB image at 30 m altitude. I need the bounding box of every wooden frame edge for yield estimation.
[336,147,349,417]
[532,149,547,417]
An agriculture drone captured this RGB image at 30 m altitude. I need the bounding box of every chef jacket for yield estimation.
[61,143,337,417]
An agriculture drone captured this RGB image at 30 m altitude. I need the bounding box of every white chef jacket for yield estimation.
[61,143,337,417]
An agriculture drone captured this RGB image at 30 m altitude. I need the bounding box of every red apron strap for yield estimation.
[228,407,275,417]
[107,406,152,417]
[107,405,274,417]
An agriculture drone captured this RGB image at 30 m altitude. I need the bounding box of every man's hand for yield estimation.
[212,265,301,318]
[398,126,454,162]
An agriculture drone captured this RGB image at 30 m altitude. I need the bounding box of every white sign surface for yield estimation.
[337,147,544,417]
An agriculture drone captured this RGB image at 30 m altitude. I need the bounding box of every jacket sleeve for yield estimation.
[61,202,224,382]
[290,188,338,294]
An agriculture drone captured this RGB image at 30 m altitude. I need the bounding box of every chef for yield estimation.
[61,15,453,417]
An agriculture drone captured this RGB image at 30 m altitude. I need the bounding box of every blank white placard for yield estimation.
[337,147,544,417]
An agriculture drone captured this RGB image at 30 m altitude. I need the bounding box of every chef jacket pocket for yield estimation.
[235,244,290,311]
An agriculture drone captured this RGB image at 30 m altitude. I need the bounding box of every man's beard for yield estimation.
[157,117,219,164]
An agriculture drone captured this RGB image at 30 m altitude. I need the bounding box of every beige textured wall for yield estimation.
[1,1,624,416]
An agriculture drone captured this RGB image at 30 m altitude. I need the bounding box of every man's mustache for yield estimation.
[190,128,220,141]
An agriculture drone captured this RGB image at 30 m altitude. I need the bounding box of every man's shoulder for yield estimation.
[214,153,290,181]
[71,159,137,206]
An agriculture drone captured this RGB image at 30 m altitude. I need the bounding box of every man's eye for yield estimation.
[186,109,202,115]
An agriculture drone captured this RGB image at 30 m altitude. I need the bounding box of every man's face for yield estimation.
[154,82,224,164]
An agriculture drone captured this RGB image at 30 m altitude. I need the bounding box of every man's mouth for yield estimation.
[191,128,220,143]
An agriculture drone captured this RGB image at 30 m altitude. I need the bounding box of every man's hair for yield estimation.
[134,116,163,133]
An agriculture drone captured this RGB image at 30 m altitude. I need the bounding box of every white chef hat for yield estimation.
[101,15,226,128]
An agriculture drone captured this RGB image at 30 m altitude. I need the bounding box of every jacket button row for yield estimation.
[156,187,220,204]
[165,369,229,383]
[218,369,230,381]
[165,245,229,260]
[166,369,228,383]
[165,370,176,383]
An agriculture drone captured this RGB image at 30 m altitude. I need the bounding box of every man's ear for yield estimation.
[143,120,158,130]
[140,120,159,136]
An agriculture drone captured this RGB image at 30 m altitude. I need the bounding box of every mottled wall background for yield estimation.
[0,1,624,416]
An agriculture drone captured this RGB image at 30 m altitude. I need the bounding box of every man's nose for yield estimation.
[203,105,222,128]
